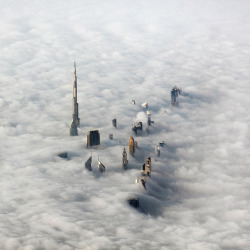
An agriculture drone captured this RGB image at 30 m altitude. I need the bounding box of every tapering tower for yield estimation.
[122,147,128,169]
[70,62,80,136]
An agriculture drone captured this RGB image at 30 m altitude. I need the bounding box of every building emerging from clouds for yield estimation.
[141,157,151,177]
[129,136,135,155]
[147,111,154,126]
[132,122,143,135]
[85,156,92,171]
[87,130,100,147]
[122,147,128,169]
[171,86,181,107]
[70,62,80,136]
[112,118,117,128]
[98,160,105,173]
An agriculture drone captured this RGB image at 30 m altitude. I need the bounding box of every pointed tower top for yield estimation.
[123,147,127,154]
[74,61,76,74]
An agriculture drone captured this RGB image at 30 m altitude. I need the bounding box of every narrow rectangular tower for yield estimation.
[129,136,135,155]
[87,130,100,147]
[122,147,128,169]
[141,157,151,176]
[171,86,180,107]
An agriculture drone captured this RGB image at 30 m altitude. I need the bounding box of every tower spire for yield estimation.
[70,62,80,136]
[122,147,128,169]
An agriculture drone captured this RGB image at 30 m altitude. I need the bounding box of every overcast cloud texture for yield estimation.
[0,0,250,249]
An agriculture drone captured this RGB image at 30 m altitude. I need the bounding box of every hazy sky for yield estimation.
[0,0,250,249]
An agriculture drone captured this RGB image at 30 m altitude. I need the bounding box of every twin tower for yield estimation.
[70,62,80,136]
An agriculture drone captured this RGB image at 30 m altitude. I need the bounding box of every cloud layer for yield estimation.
[0,0,250,249]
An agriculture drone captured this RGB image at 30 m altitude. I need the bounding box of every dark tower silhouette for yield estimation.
[171,86,181,107]
[112,119,117,128]
[87,130,100,147]
[122,147,128,169]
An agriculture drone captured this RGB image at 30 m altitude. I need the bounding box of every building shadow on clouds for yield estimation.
[130,170,179,217]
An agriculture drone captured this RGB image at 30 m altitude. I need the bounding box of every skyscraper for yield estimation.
[141,157,151,176]
[70,62,80,136]
[87,130,100,147]
[171,86,181,107]
[129,136,135,155]
[131,122,143,135]
[122,147,128,169]
[112,118,117,128]
[147,111,154,126]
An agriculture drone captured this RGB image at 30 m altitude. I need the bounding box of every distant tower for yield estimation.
[141,164,146,175]
[87,130,100,147]
[137,122,143,132]
[70,62,80,136]
[145,157,151,176]
[155,145,160,156]
[147,111,152,126]
[132,125,137,135]
[112,119,117,128]
[141,157,151,176]
[147,111,154,126]
[132,122,143,135]
[129,136,135,155]
[171,86,180,107]
[122,147,128,169]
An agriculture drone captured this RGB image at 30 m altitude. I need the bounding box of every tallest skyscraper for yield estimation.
[70,62,80,136]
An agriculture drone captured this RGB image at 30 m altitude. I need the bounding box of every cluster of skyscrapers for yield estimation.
[70,63,101,148]
[68,62,181,196]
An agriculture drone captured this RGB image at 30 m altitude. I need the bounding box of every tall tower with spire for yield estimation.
[122,147,128,169]
[70,62,80,136]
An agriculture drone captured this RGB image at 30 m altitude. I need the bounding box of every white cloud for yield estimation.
[0,0,250,249]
